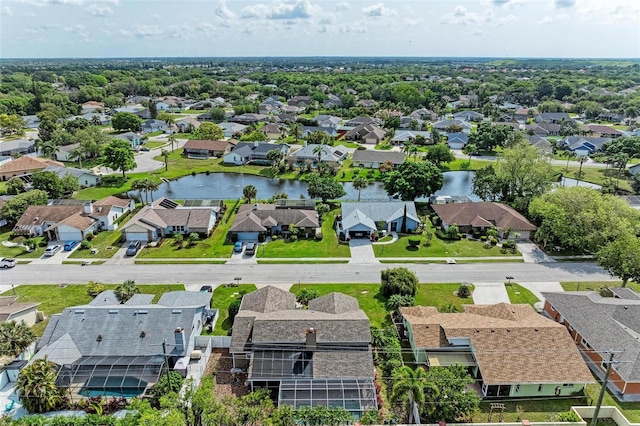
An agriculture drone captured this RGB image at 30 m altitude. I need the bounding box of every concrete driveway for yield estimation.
[517,241,556,263]
[348,239,379,264]
[472,282,510,304]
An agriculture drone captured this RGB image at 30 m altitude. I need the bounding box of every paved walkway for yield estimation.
[472,282,510,304]
[373,232,398,245]
[517,241,556,263]
[348,239,379,264]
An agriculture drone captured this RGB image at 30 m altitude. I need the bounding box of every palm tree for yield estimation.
[391,366,433,424]
[161,149,170,171]
[289,122,302,143]
[353,176,368,202]
[564,150,576,172]
[115,279,140,303]
[168,135,177,152]
[16,358,62,413]
[312,144,325,163]
[462,143,478,165]
[131,178,148,204]
[575,155,587,186]
[243,184,257,203]
[145,177,160,202]
[0,321,36,356]
[40,140,59,159]
[69,145,86,169]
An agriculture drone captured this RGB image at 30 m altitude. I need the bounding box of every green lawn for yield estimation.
[374,234,520,258]
[1,284,184,336]
[257,210,350,258]
[68,229,123,258]
[209,284,257,335]
[0,228,47,258]
[145,140,166,149]
[505,283,540,306]
[553,164,633,192]
[137,206,237,258]
[561,281,640,293]
[415,283,474,312]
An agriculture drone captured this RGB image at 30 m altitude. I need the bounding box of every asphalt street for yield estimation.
[0,262,613,286]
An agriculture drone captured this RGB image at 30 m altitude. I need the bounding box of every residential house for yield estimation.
[314,115,342,128]
[133,108,152,120]
[543,290,640,400]
[345,116,375,127]
[535,113,573,124]
[453,110,484,122]
[154,97,182,112]
[398,116,424,129]
[230,286,376,414]
[431,202,537,239]
[21,115,40,129]
[81,101,104,115]
[580,124,623,138]
[524,135,553,154]
[141,119,167,134]
[525,125,551,137]
[628,163,640,175]
[222,142,289,166]
[356,100,377,109]
[322,94,342,109]
[598,112,625,123]
[514,109,531,123]
[73,112,111,126]
[43,165,101,187]
[218,122,248,138]
[33,291,212,397]
[446,132,469,149]
[175,117,201,133]
[0,296,40,327]
[562,136,612,157]
[13,196,134,238]
[338,201,419,239]
[289,144,348,166]
[120,198,222,242]
[301,126,338,138]
[113,132,143,148]
[0,139,36,157]
[232,113,269,125]
[182,140,234,159]
[391,130,432,145]
[262,124,284,140]
[196,112,215,122]
[409,108,437,121]
[288,96,312,108]
[351,150,405,169]
[433,119,473,134]
[0,156,63,181]
[344,123,386,144]
[229,203,319,241]
[401,303,594,398]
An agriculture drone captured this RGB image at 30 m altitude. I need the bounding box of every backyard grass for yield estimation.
[137,206,238,258]
[209,284,257,336]
[553,164,633,192]
[68,229,123,259]
[1,284,184,336]
[257,210,350,258]
[0,227,47,259]
[505,283,540,306]
[374,233,520,258]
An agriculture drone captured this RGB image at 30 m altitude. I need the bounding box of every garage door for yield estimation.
[237,232,259,241]
[124,232,149,242]
[58,230,83,242]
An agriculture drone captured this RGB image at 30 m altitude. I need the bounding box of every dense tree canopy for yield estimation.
[383,161,443,201]
[103,139,136,177]
[597,234,640,287]
[0,190,48,224]
[192,122,224,140]
[111,111,142,132]
[306,174,345,202]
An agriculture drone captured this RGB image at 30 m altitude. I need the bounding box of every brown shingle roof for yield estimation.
[183,140,230,152]
[15,205,83,228]
[93,195,131,209]
[230,204,319,233]
[432,202,536,231]
[401,303,594,385]
[352,150,405,165]
[47,212,97,232]
[0,296,40,322]
[0,157,63,174]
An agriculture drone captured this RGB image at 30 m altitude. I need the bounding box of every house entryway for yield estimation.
[348,239,378,264]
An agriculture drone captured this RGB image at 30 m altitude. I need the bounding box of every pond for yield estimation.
[145,171,481,201]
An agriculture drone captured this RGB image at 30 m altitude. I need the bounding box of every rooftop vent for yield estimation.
[172,309,182,314]
[96,335,103,342]
[74,310,85,314]
[140,331,146,338]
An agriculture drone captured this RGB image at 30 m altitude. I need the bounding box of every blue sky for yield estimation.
[1,0,638,58]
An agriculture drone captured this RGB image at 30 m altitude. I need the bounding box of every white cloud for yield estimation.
[241,0,318,20]
[403,18,419,26]
[216,0,236,19]
[1,6,13,16]
[490,0,526,7]
[85,3,113,17]
[555,0,575,8]
[338,21,367,33]
[19,0,84,6]
[538,15,553,24]
[473,29,484,35]
[335,2,350,11]
[362,3,395,17]
[440,5,494,25]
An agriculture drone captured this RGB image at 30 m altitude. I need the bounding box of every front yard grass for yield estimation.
[137,206,237,259]
[415,283,474,313]
[505,283,540,306]
[561,281,640,293]
[145,140,166,149]
[68,229,123,259]
[1,284,184,336]
[0,227,47,259]
[209,284,257,336]
[374,234,520,258]
[257,210,350,258]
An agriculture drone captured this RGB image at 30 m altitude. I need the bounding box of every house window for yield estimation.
[581,338,590,349]
[515,384,520,393]
[537,384,543,392]
[174,225,185,233]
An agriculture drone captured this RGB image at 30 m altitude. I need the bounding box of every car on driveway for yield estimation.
[64,241,79,251]
[199,285,213,293]
[44,245,62,257]
[126,240,142,256]
[233,241,244,253]
[245,242,256,256]
[0,258,16,268]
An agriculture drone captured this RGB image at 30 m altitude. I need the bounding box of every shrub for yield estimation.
[271,235,279,241]
[445,224,460,240]
[80,240,91,250]
[151,371,184,400]
[86,281,106,297]
[480,236,488,241]
[483,242,492,249]
[407,238,420,248]
[289,235,298,242]
[556,411,581,422]
[381,267,418,298]
[386,294,415,311]
[316,203,330,216]
[457,283,471,298]
[85,232,94,241]
[356,145,366,150]
[296,288,320,306]
[460,234,467,239]
[228,298,242,324]
[502,240,516,249]
[13,236,26,244]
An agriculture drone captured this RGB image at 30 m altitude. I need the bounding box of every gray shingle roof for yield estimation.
[351,150,405,165]
[240,286,296,313]
[309,292,360,314]
[543,291,640,382]
[341,202,419,226]
[230,204,320,233]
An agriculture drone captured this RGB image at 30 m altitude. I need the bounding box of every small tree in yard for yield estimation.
[296,288,320,306]
[381,267,418,298]
[187,232,200,247]
[457,283,471,298]
[115,279,140,303]
[386,294,415,311]
[228,298,242,325]
[174,233,184,248]
[597,235,640,288]
[445,224,460,240]
[16,358,63,413]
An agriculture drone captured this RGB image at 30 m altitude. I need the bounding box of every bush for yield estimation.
[289,235,298,242]
[386,294,415,311]
[12,236,26,244]
[407,238,420,248]
[502,240,516,249]
[556,411,581,422]
[356,145,366,150]
[151,371,184,400]
[490,237,498,246]
[381,267,418,298]
[271,235,279,241]
[296,288,320,306]
[85,232,94,241]
[457,283,471,298]
[316,203,330,216]
[483,242,492,249]
[480,236,488,241]
[80,240,91,250]
[86,281,106,297]
[460,234,467,239]
[228,298,242,324]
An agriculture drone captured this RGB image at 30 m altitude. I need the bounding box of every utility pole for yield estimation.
[162,339,172,390]
[591,352,615,426]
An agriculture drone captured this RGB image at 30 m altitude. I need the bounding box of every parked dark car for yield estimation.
[245,242,256,256]
[126,240,142,256]
[199,285,213,293]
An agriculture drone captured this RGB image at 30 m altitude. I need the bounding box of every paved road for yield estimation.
[0,262,612,286]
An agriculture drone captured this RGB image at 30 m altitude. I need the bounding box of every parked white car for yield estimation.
[0,258,16,268]
[43,245,62,257]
